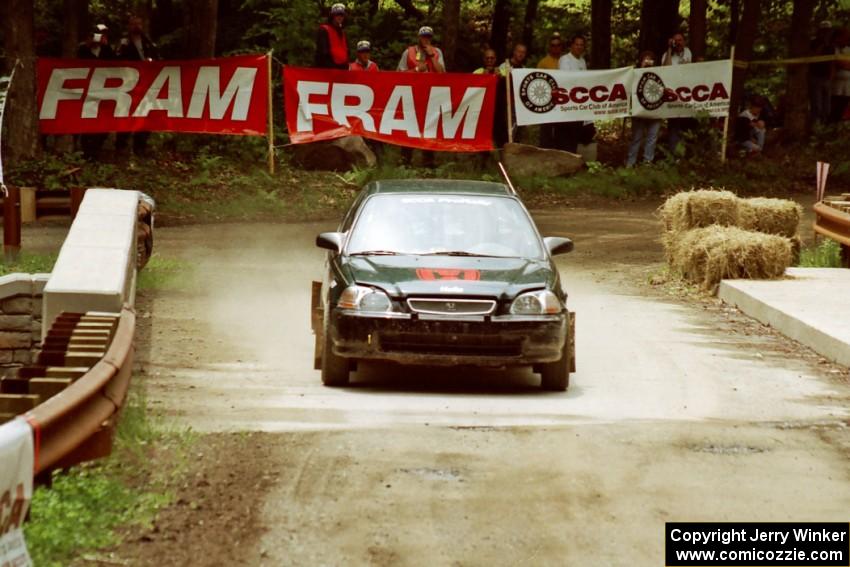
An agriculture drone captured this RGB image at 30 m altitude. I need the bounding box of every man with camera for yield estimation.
[77,24,114,159]
[397,26,445,73]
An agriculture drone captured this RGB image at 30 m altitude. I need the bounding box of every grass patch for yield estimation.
[137,254,194,291]
[0,252,57,276]
[24,382,194,567]
[798,239,843,268]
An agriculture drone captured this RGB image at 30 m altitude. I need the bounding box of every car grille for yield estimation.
[381,334,522,357]
[407,298,496,316]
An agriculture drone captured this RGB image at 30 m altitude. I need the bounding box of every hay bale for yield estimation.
[659,189,740,233]
[667,226,792,291]
[738,197,802,237]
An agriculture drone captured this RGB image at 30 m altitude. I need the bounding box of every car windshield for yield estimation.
[346,194,544,258]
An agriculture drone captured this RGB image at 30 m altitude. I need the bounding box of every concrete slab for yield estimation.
[718,268,850,367]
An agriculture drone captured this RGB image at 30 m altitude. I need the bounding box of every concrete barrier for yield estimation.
[42,189,140,338]
[718,268,850,367]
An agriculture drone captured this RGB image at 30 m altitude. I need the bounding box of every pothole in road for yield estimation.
[397,467,465,481]
[691,443,767,455]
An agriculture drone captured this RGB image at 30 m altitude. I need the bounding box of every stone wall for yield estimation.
[0,274,49,372]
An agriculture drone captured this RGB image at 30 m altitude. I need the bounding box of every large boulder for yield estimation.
[501,143,584,178]
[290,135,377,171]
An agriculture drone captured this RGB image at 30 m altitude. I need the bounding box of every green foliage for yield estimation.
[0,253,57,276]
[24,384,191,567]
[798,239,843,268]
[137,254,194,291]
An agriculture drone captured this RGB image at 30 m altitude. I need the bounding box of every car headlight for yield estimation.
[338,285,392,312]
[510,290,562,315]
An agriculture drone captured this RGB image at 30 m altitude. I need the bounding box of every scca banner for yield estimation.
[632,60,733,119]
[512,67,632,126]
[0,418,34,567]
[284,67,497,151]
[37,54,268,135]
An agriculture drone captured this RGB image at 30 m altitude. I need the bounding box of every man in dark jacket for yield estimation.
[77,24,114,159]
[115,15,159,156]
[315,3,349,69]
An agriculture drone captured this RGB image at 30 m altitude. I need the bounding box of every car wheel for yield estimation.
[321,331,350,387]
[539,343,570,392]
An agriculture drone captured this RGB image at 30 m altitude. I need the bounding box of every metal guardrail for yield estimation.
[814,196,850,268]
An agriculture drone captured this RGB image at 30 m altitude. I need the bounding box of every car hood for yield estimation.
[342,254,556,298]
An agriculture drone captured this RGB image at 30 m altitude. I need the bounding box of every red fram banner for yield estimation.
[37,54,269,135]
[284,67,497,151]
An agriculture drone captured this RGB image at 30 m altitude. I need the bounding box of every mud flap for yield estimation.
[568,311,576,373]
[312,281,324,369]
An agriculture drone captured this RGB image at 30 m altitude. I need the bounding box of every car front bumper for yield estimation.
[328,309,567,367]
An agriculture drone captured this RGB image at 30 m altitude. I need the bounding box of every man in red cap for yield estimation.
[315,3,349,69]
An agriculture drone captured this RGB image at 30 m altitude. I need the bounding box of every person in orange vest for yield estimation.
[315,3,349,69]
[349,40,379,71]
[397,26,445,73]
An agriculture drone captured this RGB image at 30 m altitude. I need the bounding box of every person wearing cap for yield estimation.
[315,3,349,70]
[349,41,379,71]
[77,24,114,160]
[115,15,159,157]
[397,26,445,73]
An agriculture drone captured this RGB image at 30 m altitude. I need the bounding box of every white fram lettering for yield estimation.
[39,68,89,119]
[296,81,329,131]
[186,66,257,120]
[423,86,484,139]
[379,85,419,137]
[82,67,139,118]
[133,66,183,117]
[330,83,376,132]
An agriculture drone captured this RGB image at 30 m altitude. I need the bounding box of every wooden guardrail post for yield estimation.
[3,185,21,261]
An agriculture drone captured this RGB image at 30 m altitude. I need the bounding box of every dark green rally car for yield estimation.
[311,179,576,390]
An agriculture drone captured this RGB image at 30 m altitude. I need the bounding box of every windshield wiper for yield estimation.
[349,250,401,256]
[420,251,501,257]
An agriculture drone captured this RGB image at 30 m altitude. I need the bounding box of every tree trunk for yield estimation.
[730,0,761,115]
[394,0,423,20]
[1,0,40,164]
[183,0,218,58]
[442,0,461,70]
[58,0,88,154]
[490,0,512,61]
[591,0,612,69]
[689,0,707,60]
[638,0,680,60]
[784,0,816,140]
[729,0,740,44]
[522,0,540,51]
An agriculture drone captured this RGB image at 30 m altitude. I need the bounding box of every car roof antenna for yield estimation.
[497,162,518,196]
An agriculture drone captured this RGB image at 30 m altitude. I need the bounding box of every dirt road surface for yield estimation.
[124,203,850,566]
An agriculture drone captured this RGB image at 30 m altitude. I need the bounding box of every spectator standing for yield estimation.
[397,26,445,73]
[557,35,587,153]
[77,24,114,160]
[831,28,850,123]
[810,22,834,125]
[538,34,564,148]
[349,40,379,71]
[662,32,692,155]
[498,43,527,76]
[315,3,349,70]
[473,49,499,74]
[537,34,564,69]
[115,15,159,157]
[398,26,445,166]
[626,51,662,167]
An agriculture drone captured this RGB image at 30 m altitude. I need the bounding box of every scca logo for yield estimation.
[636,71,729,110]
[519,72,627,113]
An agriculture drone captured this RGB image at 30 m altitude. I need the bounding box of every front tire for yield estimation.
[539,342,570,391]
[321,330,350,386]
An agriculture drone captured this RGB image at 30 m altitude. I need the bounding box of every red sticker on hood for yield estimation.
[416,268,481,281]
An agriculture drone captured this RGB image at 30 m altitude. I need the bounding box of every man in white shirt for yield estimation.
[558,34,587,71]
[662,33,692,65]
[556,35,587,153]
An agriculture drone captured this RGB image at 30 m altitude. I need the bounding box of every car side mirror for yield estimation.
[316,232,344,253]
[544,236,574,256]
